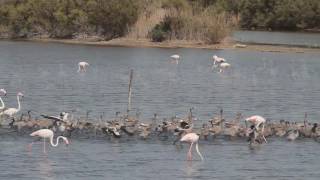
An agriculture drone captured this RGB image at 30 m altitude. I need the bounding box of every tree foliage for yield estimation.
[0,0,318,40]
[0,0,140,39]
[239,0,320,30]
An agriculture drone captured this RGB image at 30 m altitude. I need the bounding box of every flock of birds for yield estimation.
[1,88,319,161]
[78,54,231,73]
[0,54,317,161]
[170,54,231,73]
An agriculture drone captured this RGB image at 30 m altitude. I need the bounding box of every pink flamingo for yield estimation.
[180,132,204,161]
[30,129,69,153]
[245,115,267,143]
[0,89,7,111]
[78,61,90,72]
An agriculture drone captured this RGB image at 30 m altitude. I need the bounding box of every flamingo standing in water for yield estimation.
[180,132,204,161]
[245,115,267,143]
[170,54,180,64]
[212,55,231,73]
[78,61,90,72]
[218,62,231,73]
[30,129,69,153]
[0,89,7,111]
[212,55,225,66]
[0,92,24,118]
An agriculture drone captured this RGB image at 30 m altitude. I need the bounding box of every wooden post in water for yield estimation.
[127,69,134,115]
[220,108,224,129]
[304,112,307,129]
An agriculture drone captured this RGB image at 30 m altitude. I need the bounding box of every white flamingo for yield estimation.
[170,54,180,64]
[212,55,226,65]
[245,115,267,143]
[29,129,69,153]
[218,62,231,73]
[0,92,24,118]
[78,61,90,72]
[180,132,204,161]
[0,89,7,111]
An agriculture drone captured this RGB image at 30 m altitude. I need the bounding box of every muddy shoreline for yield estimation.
[2,37,320,53]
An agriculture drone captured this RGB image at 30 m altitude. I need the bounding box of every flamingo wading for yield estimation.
[170,54,180,64]
[0,92,23,118]
[218,62,231,73]
[212,55,226,66]
[78,61,90,73]
[211,55,231,73]
[180,132,204,161]
[30,129,69,153]
[0,89,7,111]
[245,115,267,143]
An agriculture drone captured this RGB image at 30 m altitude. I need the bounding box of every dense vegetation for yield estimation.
[238,0,320,30]
[0,0,235,43]
[0,0,319,43]
[148,0,234,43]
[0,0,140,39]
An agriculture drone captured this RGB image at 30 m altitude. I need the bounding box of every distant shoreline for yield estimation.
[2,37,320,54]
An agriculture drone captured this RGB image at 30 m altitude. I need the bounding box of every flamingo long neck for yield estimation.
[50,136,65,147]
[0,97,4,109]
[16,95,21,112]
[195,143,204,161]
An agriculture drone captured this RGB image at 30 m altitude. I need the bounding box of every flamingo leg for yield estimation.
[261,124,268,143]
[79,66,85,73]
[187,142,193,161]
[27,137,42,152]
[27,142,33,152]
[211,63,216,70]
[43,138,46,154]
[256,123,267,143]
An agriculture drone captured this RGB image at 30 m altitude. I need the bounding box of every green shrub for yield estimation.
[150,24,167,42]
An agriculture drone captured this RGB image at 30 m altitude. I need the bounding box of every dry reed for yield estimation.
[127,2,235,44]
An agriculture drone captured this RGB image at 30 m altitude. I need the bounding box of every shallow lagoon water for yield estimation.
[1,135,320,180]
[0,40,320,121]
[0,40,320,179]
[233,30,320,47]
